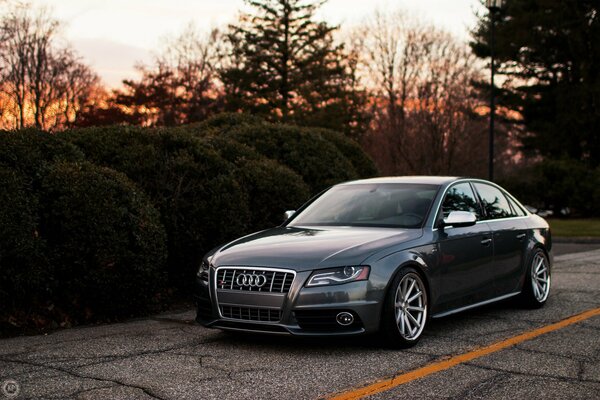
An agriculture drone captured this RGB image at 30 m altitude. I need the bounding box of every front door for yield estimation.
[473,183,529,296]
[434,182,495,313]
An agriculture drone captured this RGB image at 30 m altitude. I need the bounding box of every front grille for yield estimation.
[220,305,281,322]
[215,268,294,293]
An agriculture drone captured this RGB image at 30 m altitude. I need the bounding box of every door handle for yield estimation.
[516,233,526,240]
[480,238,492,246]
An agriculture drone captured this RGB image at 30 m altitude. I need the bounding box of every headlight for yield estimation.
[306,266,370,287]
[198,260,210,283]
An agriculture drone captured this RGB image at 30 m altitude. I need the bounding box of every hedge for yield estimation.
[200,135,311,231]
[193,115,377,194]
[0,165,47,315]
[237,158,311,230]
[196,112,267,132]
[1,115,379,333]
[0,131,168,332]
[0,130,85,329]
[61,127,250,289]
[0,128,84,187]
[222,123,357,193]
[41,161,167,319]
[309,127,378,179]
[498,158,600,216]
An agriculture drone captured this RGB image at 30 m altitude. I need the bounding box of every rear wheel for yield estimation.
[519,249,551,308]
[382,267,428,348]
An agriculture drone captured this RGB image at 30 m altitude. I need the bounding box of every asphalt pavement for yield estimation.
[553,241,600,256]
[1,248,599,399]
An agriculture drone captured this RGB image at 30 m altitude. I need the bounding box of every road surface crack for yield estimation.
[0,356,168,400]
[450,371,511,400]
[514,345,596,362]
[465,362,600,385]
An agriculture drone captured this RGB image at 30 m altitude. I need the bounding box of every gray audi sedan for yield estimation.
[196,177,552,347]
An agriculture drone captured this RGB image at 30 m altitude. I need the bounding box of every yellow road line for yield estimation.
[327,307,600,400]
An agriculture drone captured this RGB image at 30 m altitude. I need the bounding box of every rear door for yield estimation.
[472,182,528,296]
[434,182,495,312]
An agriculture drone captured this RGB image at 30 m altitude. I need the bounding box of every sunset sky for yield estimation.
[32,0,485,87]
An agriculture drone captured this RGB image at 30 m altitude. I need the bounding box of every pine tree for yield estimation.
[221,0,368,137]
[471,0,600,166]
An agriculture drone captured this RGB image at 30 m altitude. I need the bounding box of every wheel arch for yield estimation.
[518,242,550,292]
[518,241,551,307]
[380,257,433,321]
[396,260,431,301]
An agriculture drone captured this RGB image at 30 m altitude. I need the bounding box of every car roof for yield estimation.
[339,176,462,186]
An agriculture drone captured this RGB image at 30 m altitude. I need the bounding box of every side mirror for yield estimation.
[283,210,296,222]
[442,211,477,228]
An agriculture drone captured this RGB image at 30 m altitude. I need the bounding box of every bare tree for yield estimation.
[159,23,219,90]
[0,2,99,130]
[115,23,222,126]
[0,3,34,129]
[157,23,222,123]
[358,9,488,176]
[407,29,486,175]
[26,7,60,129]
[60,58,101,128]
[357,10,429,172]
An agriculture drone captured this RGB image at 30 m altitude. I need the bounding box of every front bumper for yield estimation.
[195,268,383,336]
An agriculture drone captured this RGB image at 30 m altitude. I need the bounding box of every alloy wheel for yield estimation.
[531,252,550,302]
[394,273,427,340]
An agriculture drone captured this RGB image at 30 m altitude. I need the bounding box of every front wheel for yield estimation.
[519,249,551,308]
[381,267,428,348]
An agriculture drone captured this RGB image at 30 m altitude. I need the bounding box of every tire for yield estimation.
[381,267,428,348]
[519,248,551,308]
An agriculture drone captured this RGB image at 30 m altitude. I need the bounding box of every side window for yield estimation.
[442,183,481,219]
[506,196,527,217]
[473,183,515,220]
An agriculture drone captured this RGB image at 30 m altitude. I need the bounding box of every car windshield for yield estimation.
[289,183,439,228]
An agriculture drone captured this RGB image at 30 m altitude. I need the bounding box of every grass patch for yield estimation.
[548,219,600,237]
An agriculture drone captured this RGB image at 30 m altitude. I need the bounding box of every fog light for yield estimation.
[336,312,354,326]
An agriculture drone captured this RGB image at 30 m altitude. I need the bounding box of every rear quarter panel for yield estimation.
[523,214,553,288]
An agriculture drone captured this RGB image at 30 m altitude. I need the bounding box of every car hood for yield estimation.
[210,226,423,272]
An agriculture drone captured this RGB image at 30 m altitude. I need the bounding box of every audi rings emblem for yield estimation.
[236,273,268,288]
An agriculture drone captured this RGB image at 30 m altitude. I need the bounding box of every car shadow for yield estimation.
[209,298,526,351]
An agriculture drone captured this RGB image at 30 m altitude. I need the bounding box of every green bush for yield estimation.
[200,135,263,164]
[239,159,310,230]
[0,130,86,331]
[199,135,311,230]
[498,159,600,216]
[0,166,47,314]
[2,118,378,333]
[196,112,267,132]
[309,127,378,178]
[0,129,84,180]
[536,159,600,216]
[223,123,358,193]
[61,127,250,288]
[213,122,378,181]
[496,166,541,208]
[41,161,167,319]
[197,114,379,193]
